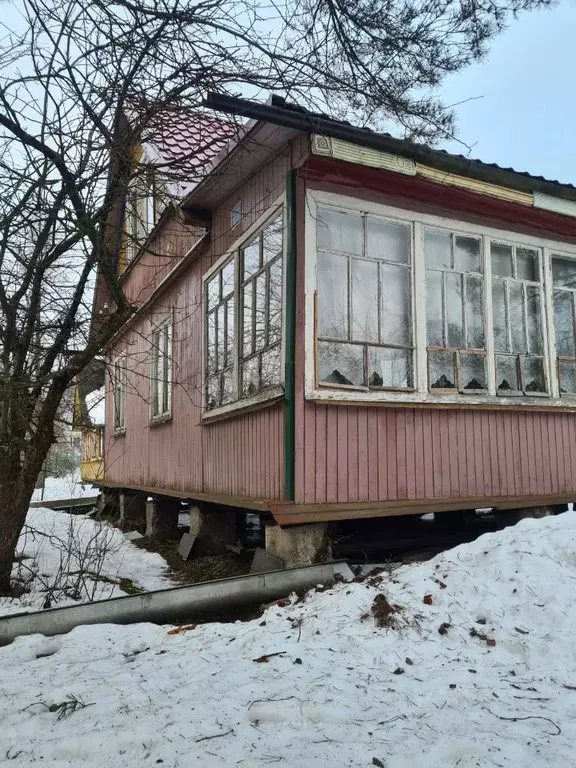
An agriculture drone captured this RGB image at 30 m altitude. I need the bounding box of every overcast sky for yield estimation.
[440,1,575,184]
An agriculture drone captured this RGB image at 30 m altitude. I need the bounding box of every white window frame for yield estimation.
[202,197,286,419]
[305,188,576,408]
[149,314,173,422]
[126,167,157,266]
[112,355,127,433]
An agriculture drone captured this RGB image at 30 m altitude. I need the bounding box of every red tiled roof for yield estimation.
[141,109,241,195]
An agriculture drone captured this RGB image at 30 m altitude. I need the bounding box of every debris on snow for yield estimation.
[1,513,576,766]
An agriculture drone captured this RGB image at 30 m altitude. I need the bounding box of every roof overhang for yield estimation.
[203,92,576,206]
[181,118,302,213]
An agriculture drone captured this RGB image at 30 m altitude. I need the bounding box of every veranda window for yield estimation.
[425,229,486,393]
[205,258,235,410]
[552,254,576,394]
[240,216,283,396]
[308,190,576,405]
[316,207,413,390]
[491,243,546,395]
[204,209,284,412]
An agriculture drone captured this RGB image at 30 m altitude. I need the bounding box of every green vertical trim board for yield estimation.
[284,170,297,501]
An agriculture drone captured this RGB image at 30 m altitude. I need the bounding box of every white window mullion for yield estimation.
[234,249,240,400]
[543,246,559,398]
[413,222,427,394]
[483,235,496,396]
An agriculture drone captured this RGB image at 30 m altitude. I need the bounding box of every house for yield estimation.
[88,94,576,563]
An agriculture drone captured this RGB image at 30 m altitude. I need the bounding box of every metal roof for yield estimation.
[204,93,576,203]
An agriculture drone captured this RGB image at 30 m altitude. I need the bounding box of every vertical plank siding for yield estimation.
[103,137,312,501]
[296,402,576,505]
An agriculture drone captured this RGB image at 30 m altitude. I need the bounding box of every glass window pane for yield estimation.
[424,230,451,269]
[207,376,220,410]
[263,217,283,263]
[242,283,253,358]
[318,251,349,339]
[552,256,576,288]
[317,207,362,255]
[217,304,225,368]
[426,269,444,347]
[207,275,219,310]
[380,263,411,346]
[496,355,519,392]
[241,356,259,397]
[491,243,513,277]
[366,218,410,263]
[207,311,216,374]
[517,248,539,282]
[525,286,543,356]
[242,241,260,278]
[318,341,364,387]
[454,236,481,273]
[268,260,283,345]
[523,357,546,393]
[368,347,412,389]
[222,368,235,404]
[554,290,575,358]
[226,296,235,366]
[465,275,484,349]
[492,278,508,353]
[261,345,282,389]
[221,261,234,297]
[351,258,379,342]
[459,353,486,391]
[428,351,455,389]
[509,281,526,354]
[446,272,463,348]
[255,272,267,352]
[559,361,576,394]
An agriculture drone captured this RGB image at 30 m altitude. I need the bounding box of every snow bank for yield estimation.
[0,507,173,616]
[1,513,576,767]
[31,470,97,502]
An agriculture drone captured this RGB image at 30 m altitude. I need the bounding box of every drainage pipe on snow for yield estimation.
[0,561,353,647]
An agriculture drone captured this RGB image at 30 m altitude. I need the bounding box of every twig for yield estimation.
[195,728,234,743]
[248,695,296,710]
[483,707,561,735]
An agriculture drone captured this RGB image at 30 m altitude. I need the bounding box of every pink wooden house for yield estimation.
[93,94,576,563]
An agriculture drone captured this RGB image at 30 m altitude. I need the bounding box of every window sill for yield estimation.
[113,427,126,437]
[202,386,284,423]
[306,386,576,410]
[149,413,172,427]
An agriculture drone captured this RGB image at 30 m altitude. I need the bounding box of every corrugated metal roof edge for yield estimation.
[204,92,576,204]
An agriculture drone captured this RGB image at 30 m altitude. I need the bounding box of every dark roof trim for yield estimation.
[205,93,576,204]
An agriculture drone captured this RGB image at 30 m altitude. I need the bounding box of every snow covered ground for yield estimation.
[1,512,576,766]
[31,470,98,502]
[0,507,173,616]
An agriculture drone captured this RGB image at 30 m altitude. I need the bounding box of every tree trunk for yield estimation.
[0,488,30,595]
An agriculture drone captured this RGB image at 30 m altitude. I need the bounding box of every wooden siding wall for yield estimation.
[122,217,204,307]
[295,403,576,505]
[104,135,309,500]
[292,171,576,507]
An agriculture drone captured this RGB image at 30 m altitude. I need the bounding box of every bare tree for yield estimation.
[0,0,548,593]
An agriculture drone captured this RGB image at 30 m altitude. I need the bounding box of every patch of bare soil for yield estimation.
[371,593,404,628]
[134,536,252,585]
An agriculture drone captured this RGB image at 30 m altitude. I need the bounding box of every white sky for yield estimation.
[0,0,572,185]
[440,0,576,184]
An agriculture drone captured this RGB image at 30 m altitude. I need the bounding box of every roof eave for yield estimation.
[203,92,576,205]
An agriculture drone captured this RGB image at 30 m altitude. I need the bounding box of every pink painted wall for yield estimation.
[121,217,204,307]
[292,170,576,508]
[104,136,310,500]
